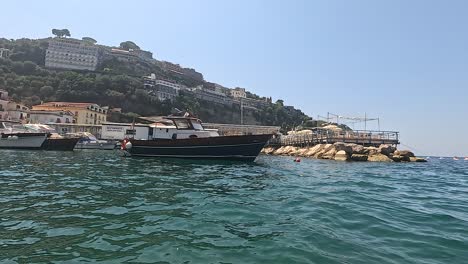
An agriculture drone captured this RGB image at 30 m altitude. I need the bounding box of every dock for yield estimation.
[268,128,399,147]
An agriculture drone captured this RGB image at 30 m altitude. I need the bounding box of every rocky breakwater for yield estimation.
[262,143,427,162]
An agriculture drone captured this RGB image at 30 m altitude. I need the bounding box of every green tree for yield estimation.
[40,85,54,97]
[82,37,97,44]
[51,28,71,38]
[119,41,140,51]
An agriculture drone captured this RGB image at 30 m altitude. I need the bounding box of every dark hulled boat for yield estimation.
[127,134,272,161]
[122,116,272,161]
[41,137,80,151]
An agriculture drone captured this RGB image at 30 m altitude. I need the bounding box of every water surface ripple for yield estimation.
[0,150,467,263]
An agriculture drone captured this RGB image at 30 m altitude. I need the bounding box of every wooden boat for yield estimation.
[41,137,80,151]
[23,124,80,151]
[122,116,272,161]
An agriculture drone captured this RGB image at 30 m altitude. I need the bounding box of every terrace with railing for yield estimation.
[268,128,399,147]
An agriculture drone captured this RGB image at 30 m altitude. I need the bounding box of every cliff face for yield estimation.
[0,37,310,127]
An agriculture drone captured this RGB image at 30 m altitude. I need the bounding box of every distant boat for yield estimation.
[453,157,459,161]
[439,157,444,159]
[464,157,468,161]
[68,132,116,150]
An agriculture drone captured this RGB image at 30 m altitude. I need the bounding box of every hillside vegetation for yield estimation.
[0,37,310,130]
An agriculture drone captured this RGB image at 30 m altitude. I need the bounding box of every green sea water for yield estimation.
[1,150,467,263]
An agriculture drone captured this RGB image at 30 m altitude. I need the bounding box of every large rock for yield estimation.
[305,144,324,157]
[394,150,415,158]
[350,154,368,161]
[368,154,393,162]
[322,148,337,160]
[283,146,298,156]
[379,144,396,155]
[296,147,309,156]
[391,155,409,162]
[334,150,349,161]
[262,147,276,155]
[273,146,286,155]
[410,157,428,162]
[314,144,334,159]
[351,144,365,154]
[364,147,380,156]
[333,142,353,154]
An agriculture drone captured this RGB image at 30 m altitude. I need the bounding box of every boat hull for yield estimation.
[127,134,273,161]
[0,133,48,149]
[75,142,117,150]
[42,137,80,151]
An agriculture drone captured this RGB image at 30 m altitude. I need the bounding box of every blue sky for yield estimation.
[1,0,467,156]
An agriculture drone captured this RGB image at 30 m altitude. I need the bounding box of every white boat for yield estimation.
[68,132,117,150]
[0,121,48,149]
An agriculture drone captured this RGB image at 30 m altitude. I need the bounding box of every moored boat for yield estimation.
[122,116,272,161]
[69,132,117,150]
[0,121,48,149]
[42,137,81,151]
[23,124,80,151]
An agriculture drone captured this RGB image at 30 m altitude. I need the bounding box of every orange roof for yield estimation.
[33,102,103,110]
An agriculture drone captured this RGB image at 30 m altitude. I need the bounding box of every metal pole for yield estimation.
[378,118,380,132]
[240,98,243,125]
[364,112,367,131]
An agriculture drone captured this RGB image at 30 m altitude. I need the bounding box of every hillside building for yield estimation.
[0,48,11,59]
[45,38,101,71]
[230,87,247,99]
[28,110,74,124]
[186,85,233,106]
[32,102,107,125]
[0,90,29,122]
[143,74,186,101]
[158,61,204,81]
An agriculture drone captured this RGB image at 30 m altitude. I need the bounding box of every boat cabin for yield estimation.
[150,116,219,140]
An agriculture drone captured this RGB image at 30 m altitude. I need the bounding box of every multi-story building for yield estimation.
[132,49,153,61]
[0,101,29,122]
[186,85,233,106]
[0,89,9,100]
[143,74,186,101]
[28,110,74,124]
[0,90,29,122]
[32,102,107,125]
[109,48,138,62]
[45,38,101,71]
[0,48,11,59]
[230,87,247,99]
[104,48,153,63]
[158,61,204,81]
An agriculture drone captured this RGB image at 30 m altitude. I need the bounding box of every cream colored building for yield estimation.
[32,102,107,125]
[230,87,247,99]
[45,38,100,71]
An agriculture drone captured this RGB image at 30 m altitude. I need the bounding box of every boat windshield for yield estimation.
[174,119,190,129]
[191,120,204,130]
